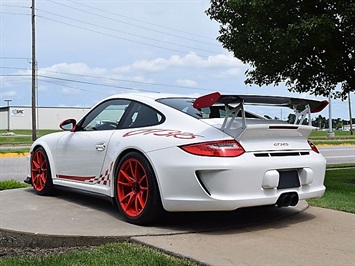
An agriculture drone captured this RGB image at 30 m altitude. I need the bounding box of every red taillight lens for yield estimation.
[180,140,245,157]
[308,140,319,153]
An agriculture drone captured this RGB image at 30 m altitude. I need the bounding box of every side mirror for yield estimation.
[59,119,77,131]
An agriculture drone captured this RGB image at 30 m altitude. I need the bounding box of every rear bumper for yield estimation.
[148,148,326,212]
[162,188,325,211]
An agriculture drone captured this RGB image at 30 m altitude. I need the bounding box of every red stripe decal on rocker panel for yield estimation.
[56,162,114,186]
[56,175,96,181]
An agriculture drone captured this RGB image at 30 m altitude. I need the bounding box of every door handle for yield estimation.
[95,142,106,151]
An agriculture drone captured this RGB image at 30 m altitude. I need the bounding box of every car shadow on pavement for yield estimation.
[42,188,315,233]
[157,205,315,233]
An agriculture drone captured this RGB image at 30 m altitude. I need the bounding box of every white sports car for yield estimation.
[25,92,328,225]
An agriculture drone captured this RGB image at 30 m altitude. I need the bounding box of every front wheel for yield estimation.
[115,152,163,225]
[31,147,55,195]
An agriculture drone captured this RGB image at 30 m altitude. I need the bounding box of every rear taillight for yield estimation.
[308,140,319,153]
[180,140,245,157]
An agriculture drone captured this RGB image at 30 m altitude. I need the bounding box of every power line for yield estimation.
[0,57,31,61]
[39,79,104,95]
[38,69,205,90]
[0,66,209,92]
[2,1,232,69]
[1,65,240,93]
[51,0,218,45]
[0,74,30,77]
[35,9,219,55]
[38,75,160,93]
[36,15,199,56]
[0,11,29,16]
[0,4,29,9]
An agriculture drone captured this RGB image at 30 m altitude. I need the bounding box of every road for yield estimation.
[0,145,354,182]
[318,145,355,164]
[0,156,28,182]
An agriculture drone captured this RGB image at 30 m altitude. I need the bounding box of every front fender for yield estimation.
[29,140,57,183]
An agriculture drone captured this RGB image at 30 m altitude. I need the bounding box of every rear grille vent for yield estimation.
[254,151,309,157]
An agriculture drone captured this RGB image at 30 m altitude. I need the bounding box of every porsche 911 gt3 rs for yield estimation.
[25,92,328,225]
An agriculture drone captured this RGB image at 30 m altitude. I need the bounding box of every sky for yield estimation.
[0,0,353,121]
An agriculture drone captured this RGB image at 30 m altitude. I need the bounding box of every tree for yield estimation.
[336,122,343,130]
[206,0,355,98]
[287,114,296,124]
[313,115,327,128]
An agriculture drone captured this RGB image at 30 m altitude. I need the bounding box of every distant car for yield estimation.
[25,92,328,225]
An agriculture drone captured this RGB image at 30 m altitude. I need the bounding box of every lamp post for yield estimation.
[327,94,335,138]
[4,99,12,132]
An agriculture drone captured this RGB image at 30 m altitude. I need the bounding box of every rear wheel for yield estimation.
[115,152,163,225]
[31,147,55,195]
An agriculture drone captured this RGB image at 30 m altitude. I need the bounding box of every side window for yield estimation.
[121,102,163,128]
[79,99,131,131]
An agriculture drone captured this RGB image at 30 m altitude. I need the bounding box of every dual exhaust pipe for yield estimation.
[276,192,299,207]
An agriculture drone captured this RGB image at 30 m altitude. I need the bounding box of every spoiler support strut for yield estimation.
[294,104,312,126]
[221,102,246,133]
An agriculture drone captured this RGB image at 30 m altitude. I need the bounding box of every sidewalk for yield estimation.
[133,207,355,265]
[1,188,354,265]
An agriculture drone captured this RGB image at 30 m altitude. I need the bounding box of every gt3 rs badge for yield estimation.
[123,129,203,139]
[274,142,289,146]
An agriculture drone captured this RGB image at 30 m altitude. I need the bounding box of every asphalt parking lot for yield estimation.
[0,188,354,265]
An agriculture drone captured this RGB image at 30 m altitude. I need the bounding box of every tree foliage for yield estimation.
[206,0,355,98]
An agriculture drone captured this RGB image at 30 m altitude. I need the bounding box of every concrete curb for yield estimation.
[0,153,28,158]
[0,229,128,249]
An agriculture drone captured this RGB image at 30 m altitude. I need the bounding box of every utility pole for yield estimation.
[349,92,353,135]
[31,0,37,141]
[4,99,12,132]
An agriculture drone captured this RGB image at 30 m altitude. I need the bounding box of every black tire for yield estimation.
[31,147,55,196]
[115,152,163,225]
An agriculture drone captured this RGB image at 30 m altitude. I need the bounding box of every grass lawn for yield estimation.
[309,130,355,139]
[307,167,355,213]
[309,130,355,145]
[0,242,197,266]
[0,180,29,190]
[0,130,58,147]
[0,149,29,155]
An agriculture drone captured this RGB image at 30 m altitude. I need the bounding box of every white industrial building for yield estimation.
[0,106,90,130]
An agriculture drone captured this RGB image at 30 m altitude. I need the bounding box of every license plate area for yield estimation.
[277,170,300,189]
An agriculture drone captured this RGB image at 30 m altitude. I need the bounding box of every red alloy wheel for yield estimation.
[31,149,48,192]
[117,158,149,217]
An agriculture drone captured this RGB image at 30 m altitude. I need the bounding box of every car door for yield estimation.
[53,99,131,183]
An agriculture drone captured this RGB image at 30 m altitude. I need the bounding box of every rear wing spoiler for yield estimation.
[193,92,328,129]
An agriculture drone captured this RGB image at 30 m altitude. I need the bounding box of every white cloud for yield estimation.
[113,52,245,74]
[214,68,241,78]
[38,85,48,92]
[40,63,106,76]
[1,90,17,101]
[2,90,17,97]
[176,79,197,87]
[61,88,80,95]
